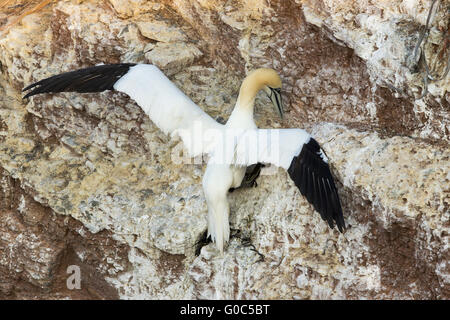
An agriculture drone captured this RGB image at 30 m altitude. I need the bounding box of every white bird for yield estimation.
[23,63,345,253]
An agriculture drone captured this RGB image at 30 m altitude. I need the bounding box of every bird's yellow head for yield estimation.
[239,68,284,118]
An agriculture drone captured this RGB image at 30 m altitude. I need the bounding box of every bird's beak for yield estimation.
[265,87,284,119]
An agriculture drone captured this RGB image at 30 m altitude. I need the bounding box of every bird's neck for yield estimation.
[226,74,263,128]
[227,100,256,128]
[237,72,263,109]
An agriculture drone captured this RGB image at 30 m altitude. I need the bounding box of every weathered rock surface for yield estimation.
[0,0,448,299]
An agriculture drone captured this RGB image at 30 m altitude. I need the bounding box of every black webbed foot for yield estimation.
[228,163,264,193]
[195,230,211,256]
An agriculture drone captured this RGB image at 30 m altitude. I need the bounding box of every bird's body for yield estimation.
[23,63,346,253]
[203,91,259,251]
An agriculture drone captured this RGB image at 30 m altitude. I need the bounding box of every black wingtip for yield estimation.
[23,91,34,99]
[22,81,41,99]
[287,137,346,234]
[22,63,137,99]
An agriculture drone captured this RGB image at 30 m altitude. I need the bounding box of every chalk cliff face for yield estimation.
[0,0,448,299]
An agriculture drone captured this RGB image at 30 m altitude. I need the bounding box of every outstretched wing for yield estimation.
[23,63,223,157]
[231,128,345,232]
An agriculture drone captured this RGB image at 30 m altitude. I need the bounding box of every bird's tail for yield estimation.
[207,203,230,254]
[22,63,136,99]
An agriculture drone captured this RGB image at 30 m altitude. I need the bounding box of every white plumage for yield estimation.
[229,128,311,169]
[114,64,223,157]
[23,63,345,254]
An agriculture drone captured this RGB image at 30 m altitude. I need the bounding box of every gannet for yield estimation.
[23,63,346,253]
